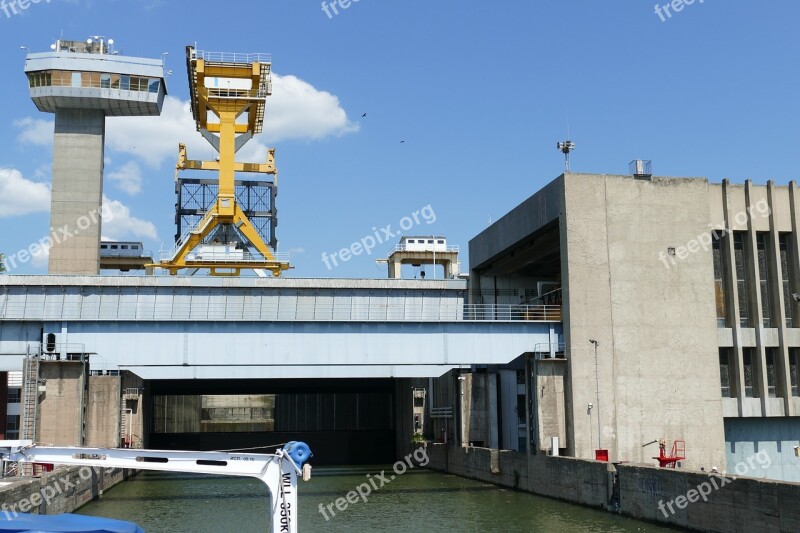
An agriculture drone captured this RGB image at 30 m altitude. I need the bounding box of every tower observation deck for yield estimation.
[24,38,167,275]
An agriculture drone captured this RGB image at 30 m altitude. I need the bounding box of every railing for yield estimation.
[158,250,291,263]
[206,88,266,100]
[462,305,562,322]
[0,301,561,323]
[100,250,154,260]
[193,50,272,64]
[388,244,460,254]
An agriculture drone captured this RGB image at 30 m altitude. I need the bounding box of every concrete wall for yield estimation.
[617,462,800,532]
[561,173,726,468]
[37,362,86,446]
[427,443,800,532]
[425,444,611,509]
[0,466,135,516]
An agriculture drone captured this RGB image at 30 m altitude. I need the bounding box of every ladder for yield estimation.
[21,357,39,443]
[119,409,127,447]
[19,355,40,476]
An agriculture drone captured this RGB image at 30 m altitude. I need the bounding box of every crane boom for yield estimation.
[0,440,312,533]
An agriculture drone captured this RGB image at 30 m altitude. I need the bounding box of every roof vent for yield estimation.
[630,160,653,179]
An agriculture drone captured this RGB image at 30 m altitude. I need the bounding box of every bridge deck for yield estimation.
[0,276,562,378]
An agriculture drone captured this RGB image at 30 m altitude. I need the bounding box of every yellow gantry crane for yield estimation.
[153,46,291,277]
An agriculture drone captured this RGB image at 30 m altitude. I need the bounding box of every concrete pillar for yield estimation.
[0,372,7,439]
[488,373,499,449]
[85,375,121,448]
[50,108,105,275]
[498,370,518,450]
[722,179,747,414]
[389,260,402,279]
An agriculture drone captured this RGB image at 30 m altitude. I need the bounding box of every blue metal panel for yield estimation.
[55,321,560,379]
[725,418,800,482]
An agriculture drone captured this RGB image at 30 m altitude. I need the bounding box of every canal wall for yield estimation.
[424,444,800,532]
[424,444,611,508]
[0,466,135,516]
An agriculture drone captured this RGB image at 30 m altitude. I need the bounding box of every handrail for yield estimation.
[193,50,272,64]
[388,245,460,254]
[160,250,290,263]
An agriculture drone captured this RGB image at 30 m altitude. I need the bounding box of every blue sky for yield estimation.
[1,0,798,278]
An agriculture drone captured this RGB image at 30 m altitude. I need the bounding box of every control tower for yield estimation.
[24,38,166,275]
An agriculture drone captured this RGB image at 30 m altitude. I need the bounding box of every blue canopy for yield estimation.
[0,513,144,533]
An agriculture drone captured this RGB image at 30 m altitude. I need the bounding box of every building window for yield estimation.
[790,349,799,397]
[6,415,19,439]
[757,233,773,327]
[780,234,794,327]
[743,348,757,398]
[765,348,778,398]
[719,349,733,398]
[7,388,20,404]
[713,234,728,327]
[734,233,752,327]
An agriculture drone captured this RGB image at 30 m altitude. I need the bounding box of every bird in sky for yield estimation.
[362,113,367,117]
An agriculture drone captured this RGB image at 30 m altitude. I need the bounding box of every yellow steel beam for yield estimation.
[206,123,250,134]
[155,49,286,277]
[175,144,277,175]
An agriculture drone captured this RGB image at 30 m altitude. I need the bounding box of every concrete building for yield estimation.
[467,170,800,481]
[23,38,166,275]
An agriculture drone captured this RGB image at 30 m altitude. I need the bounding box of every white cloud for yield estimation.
[105,96,205,168]
[30,243,49,269]
[14,118,54,146]
[108,161,144,195]
[263,74,359,142]
[0,168,51,217]
[102,73,358,168]
[101,196,159,241]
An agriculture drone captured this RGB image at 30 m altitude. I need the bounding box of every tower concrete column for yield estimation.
[49,109,105,274]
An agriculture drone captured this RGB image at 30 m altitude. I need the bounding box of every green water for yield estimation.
[77,468,677,532]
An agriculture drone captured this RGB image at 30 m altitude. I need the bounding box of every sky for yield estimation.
[0,0,799,278]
